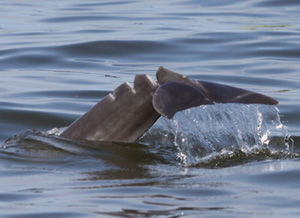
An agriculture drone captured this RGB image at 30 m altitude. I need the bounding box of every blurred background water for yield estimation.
[0,0,300,217]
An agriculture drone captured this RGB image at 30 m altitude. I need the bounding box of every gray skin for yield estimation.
[60,74,160,143]
[61,67,278,143]
[153,67,278,119]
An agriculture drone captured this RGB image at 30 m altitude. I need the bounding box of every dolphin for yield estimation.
[153,67,278,118]
[60,67,278,143]
[60,74,160,142]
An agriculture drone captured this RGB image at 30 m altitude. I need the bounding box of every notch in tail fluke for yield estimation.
[60,67,278,143]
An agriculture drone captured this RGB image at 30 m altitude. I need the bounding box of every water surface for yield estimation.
[1,0,300,217]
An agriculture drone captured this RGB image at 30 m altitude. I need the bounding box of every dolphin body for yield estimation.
[60,67,278,143]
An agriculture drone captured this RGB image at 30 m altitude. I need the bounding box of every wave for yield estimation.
[0,104,295,169]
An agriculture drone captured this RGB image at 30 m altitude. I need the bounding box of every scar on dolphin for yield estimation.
[60,67,278,143]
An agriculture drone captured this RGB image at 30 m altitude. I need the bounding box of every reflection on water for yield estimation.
[0,0,300,217]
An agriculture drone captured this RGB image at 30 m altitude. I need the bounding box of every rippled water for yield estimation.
[1,0,300,217]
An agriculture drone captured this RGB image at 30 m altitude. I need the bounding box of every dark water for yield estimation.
[1,0,300,217]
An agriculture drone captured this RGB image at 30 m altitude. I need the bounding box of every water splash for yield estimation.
[141,104,292,167]
[1,104,293,169]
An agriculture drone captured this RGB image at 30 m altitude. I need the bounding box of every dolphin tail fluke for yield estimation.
[196,80,278,105]
[152,81,213,119]
[153,67,278,118]
[60,74,160,143]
